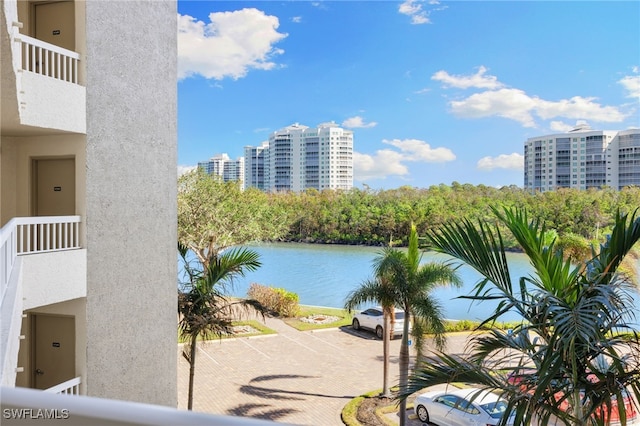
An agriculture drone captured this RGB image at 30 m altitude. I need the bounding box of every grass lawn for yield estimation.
[178,320,277,343]
[282,305,353,331]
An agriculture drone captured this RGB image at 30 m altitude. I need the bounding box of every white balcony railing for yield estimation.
[16,34,80,85]
[44,377,81,395]
[1,216,81,303]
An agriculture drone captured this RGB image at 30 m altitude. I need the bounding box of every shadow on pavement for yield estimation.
[239,374,354,400]
[338,325,378,340]
[226,403,300,421]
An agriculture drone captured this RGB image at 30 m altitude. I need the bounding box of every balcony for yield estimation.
[1,1,85,135]
[1,216,83,388]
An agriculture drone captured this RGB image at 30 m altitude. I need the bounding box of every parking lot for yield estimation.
[177,315,470,425]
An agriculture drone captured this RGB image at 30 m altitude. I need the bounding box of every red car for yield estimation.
[507,370,638,425]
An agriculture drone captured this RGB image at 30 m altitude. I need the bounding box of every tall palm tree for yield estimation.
[345,274,398,397]
[178,243,265,410]
[346,224,462,425]
[401,207,640,426]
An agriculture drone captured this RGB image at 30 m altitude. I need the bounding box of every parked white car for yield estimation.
[351,307,406,339]
[414,387,514,426]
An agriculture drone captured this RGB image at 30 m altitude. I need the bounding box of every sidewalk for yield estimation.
[177,316,471,425]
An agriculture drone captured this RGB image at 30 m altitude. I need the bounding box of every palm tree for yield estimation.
[400,207,640,426]
[345,274,398,397]
[178,243,265,410]
[346,223,462,425]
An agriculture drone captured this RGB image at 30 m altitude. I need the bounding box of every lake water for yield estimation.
[226,242,539,322]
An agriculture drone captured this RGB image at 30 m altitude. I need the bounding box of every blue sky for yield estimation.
[177,1,640,189]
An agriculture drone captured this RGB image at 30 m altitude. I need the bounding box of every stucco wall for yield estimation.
[20,73,86,133]
[0,135,86,240]
[84,1,177,406]
[21,250,87,311]
[0,136,18,226]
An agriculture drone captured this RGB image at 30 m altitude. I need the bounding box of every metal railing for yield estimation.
[16,34,80,84]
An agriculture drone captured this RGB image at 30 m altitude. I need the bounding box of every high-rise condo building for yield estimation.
[198,153,245,190]
[524,123,640,192]
[244,141,270,191]
[245,122,354,192]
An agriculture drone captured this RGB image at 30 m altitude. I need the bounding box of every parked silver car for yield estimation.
[351,307,406,339]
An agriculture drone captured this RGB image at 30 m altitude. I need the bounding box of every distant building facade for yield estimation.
[244,122,354,192]
[244,141,270,191]
[524,123,640,192]
[198,153,245,190]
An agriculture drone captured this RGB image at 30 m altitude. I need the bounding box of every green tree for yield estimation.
[178,169,291,267]
[401,207,640,426]
[178,243,265,410]
[346,224,462,425]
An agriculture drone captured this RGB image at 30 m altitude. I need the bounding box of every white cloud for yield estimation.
[291,16,302,24]
[399,0,422,15]
[383,139,456,162]
[534,96,626,122]
[178,165,197,176]
[342,116,377,128]
[178,9,287,80]
[450,88,538,127]
[449,88,626,127]
[619,74,640,99]
[434,66,630,127]
[549,121,574,132]
[477,153,524,171]
[354,150,408,181]
[354,139,456,180]
[431,66,504,90]
[411,14,430,25]
[398,0,431,24]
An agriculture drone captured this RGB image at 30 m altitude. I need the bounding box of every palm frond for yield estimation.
[427,212,516,311]
[587,208,640,284]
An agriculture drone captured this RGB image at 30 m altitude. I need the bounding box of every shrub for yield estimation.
[247,283,300,317]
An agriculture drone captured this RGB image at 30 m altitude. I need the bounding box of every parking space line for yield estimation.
[281,334,319,353]
[307,332,345,351]
[239,337,272,359]
[197,345,219,365]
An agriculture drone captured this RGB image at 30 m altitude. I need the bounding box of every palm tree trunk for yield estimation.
[398,311,411,426]
[188,336,197,410]
[382,313,390,397]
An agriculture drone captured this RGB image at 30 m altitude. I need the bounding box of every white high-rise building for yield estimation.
[198,153,245,190]
[244,141,270,191]
[524,123,640,192]
[245,122,354,192]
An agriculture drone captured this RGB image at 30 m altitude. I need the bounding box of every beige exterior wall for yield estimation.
[16,298,87,392]
[2,0,177,407]
[22,250,87,310]
[0,135,86,241]
[84,0,177,406]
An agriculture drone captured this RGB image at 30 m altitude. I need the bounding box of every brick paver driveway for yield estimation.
[178,315,471,425]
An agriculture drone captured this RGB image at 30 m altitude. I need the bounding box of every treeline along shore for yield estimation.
[178,170,640,259]
[274,184,640,252]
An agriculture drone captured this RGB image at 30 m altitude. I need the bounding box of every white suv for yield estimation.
[352,307,406,339]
